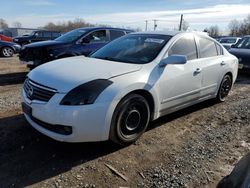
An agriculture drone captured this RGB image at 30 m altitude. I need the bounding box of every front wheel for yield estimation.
[1,47,14,57]
[110,94,150,145]
[216,75,232,102]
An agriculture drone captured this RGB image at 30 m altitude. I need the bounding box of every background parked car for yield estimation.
[229,36,250,71]
[13,30,61,46]
[19,27,133,69]
[0,41,21,57]
[220,37,241,50]
[0,34,13,42]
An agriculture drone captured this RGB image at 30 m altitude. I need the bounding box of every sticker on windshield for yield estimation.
[145,38,164,44]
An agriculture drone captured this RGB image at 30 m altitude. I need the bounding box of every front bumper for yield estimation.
[22,89,112,142]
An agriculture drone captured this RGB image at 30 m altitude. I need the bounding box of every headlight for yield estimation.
[14,44,21,48]
[60,79,113,105]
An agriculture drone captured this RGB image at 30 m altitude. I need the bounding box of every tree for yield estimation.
[228,19,240,36]
[0,18,8,29]
[43,18,95,32]
[205,25,220,37]
[228,14,250,36]
[12,21,22,28]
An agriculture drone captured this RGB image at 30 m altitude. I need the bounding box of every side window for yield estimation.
[168,35,197,60]
[35,31,43,38]
[110,30,125,40]
[215,43,223,55]
[199,37,218,58]
[43,32,51,38]
[88,30,107,43]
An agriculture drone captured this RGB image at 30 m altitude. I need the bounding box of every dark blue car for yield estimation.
[229,36,250,71]
[19,27,133,69]
[0,40,21,57]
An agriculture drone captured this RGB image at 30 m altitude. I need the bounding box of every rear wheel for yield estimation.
[110,94,150,145]
[1,47,14,57]
[216,75,232,102]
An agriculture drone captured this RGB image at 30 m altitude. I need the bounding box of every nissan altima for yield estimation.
[21,31,238,145]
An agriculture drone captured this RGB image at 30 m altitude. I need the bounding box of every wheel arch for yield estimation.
[0,46,15,56]
[225,71,233,83]
[121,89,155,121]
[100,82,160,141]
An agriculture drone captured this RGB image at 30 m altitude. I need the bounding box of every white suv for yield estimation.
[21,31,238,145]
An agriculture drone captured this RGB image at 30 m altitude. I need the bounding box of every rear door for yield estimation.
[195,36,224,97]
[159,33,202,112]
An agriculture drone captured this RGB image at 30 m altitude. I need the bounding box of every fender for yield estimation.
[99,81,160,141]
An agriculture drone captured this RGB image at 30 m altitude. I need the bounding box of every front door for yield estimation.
[159,34,202,112]
[79,30,109,56]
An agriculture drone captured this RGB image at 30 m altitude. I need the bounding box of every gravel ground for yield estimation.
[0,57,250,188]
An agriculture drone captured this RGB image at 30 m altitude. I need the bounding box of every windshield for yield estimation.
[234,37,250,49]
[91,34,172,64]
[55,29,88,42]
[220,38,237,44]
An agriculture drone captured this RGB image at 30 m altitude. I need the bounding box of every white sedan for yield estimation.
[21,31,238,145]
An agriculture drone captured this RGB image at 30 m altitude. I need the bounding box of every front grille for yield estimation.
[19,47,48,63]
[30,115,72,135]
[23,78,57,102]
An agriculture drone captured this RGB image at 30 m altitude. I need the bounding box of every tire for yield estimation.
[1,47,14,57]
[110,94,150,145]
[216,75,232,102]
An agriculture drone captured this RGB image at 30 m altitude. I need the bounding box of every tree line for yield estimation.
[204,14,250,37]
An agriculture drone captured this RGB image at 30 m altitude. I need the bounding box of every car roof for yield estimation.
[75,27,134,32]
[131,30,209,37]
[220,37,241,39]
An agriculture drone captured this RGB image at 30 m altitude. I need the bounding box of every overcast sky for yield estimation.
[1,0,250,33]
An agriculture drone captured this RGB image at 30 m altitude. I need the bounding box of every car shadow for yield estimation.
[0,114,123,187]
[0,72,27,86]
[0,98,220,187]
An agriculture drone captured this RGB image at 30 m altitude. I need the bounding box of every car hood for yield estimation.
[14,35,31,39]
[28,56,142,93]
[25,40,67,48]
[229,48,250,58]
[0,41,16,45]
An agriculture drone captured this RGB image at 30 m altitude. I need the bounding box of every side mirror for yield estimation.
[231,44,236,48]
[160,55,187,67]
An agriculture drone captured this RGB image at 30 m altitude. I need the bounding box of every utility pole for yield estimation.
[153,20,157,31]
[145,20,148,31]
[179,14,183,31]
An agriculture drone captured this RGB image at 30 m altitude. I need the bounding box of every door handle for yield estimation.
[221,61,226,66]
[194,68,202,74]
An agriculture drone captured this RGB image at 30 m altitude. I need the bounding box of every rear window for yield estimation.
[52,32,61,38]
[110,30,125,40]
[216,43,223,55]
[198,37,218,58]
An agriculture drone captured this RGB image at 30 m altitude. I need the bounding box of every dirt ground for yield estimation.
[0,56,249,188]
